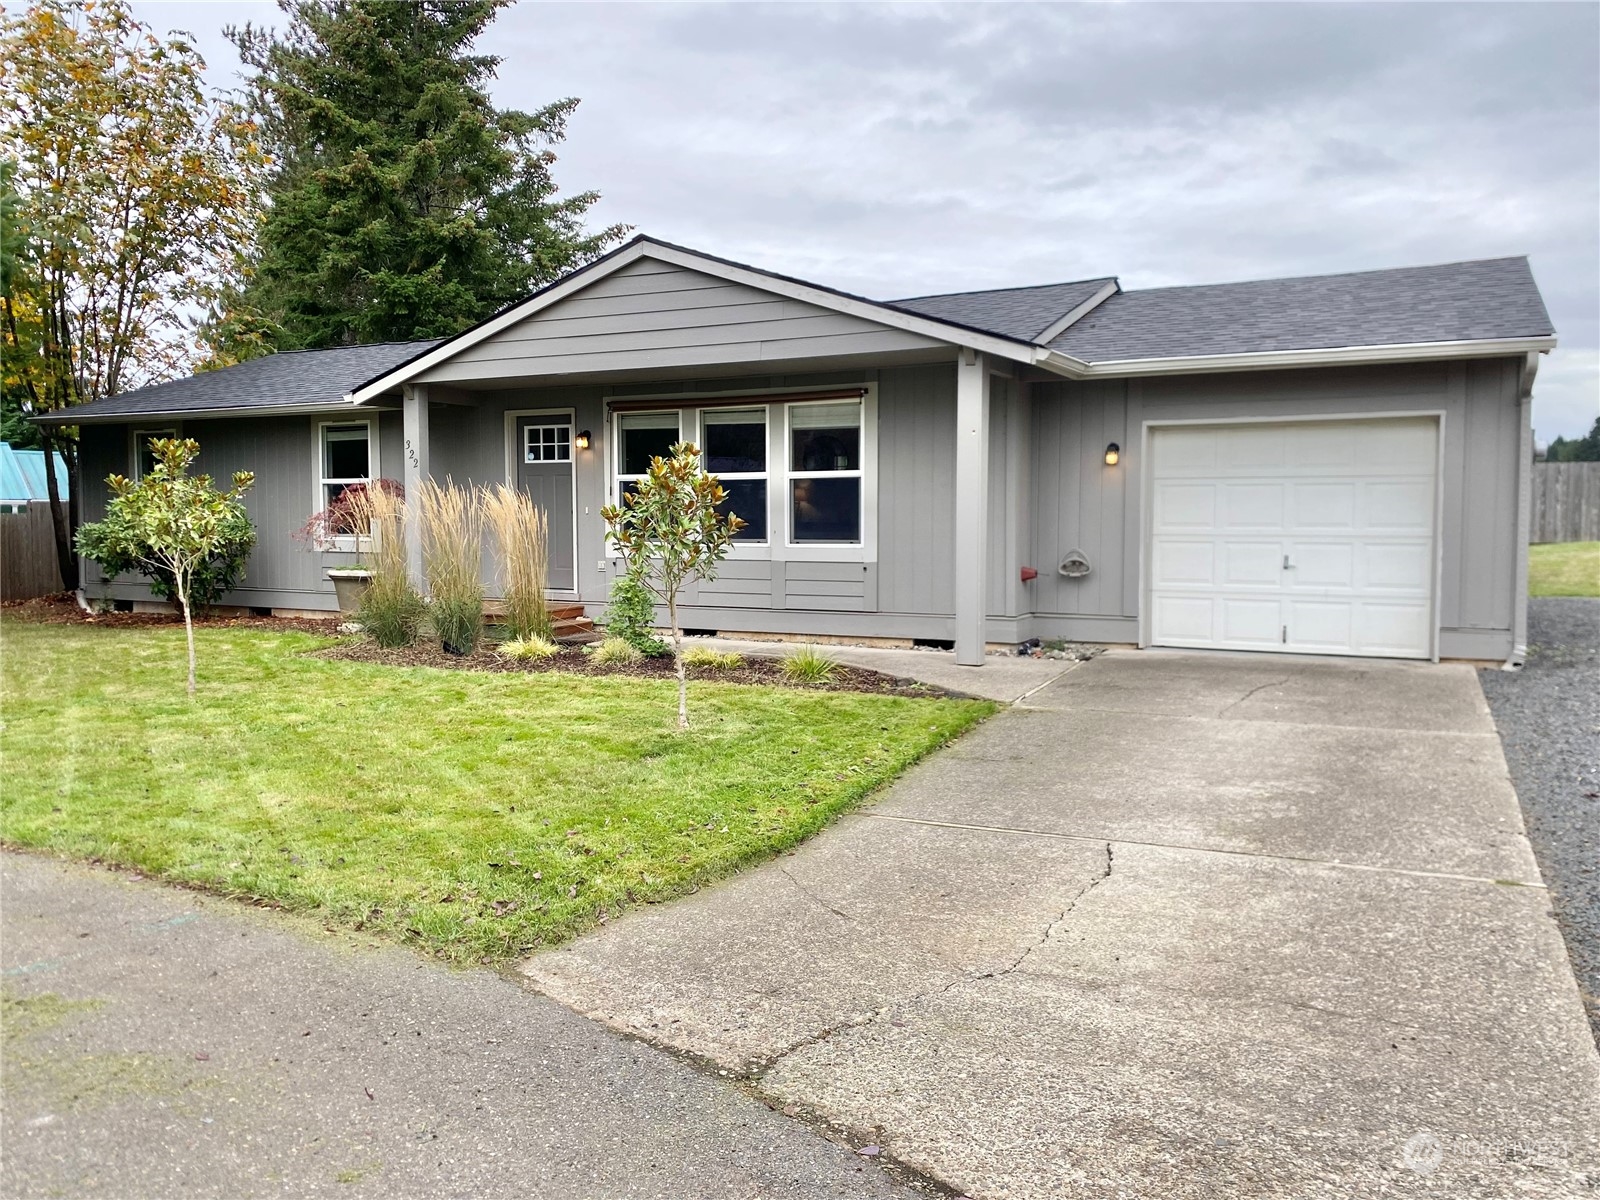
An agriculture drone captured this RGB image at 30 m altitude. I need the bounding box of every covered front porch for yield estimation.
[385,349,1016,666]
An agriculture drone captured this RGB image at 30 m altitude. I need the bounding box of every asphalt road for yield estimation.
[1480,596,1600,1039]
[0,852,922,1200]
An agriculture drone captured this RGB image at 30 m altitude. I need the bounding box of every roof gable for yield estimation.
[348,237,1047,402]
[891,277,1117,341]
[412,254,951,386]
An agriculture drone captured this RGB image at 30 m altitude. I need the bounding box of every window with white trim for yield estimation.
[788,401,861,544]
[524,423,571,463]
[132,429,176,479]
[317,421,372,548]
[701,407,767,542]
[615,411,680,502]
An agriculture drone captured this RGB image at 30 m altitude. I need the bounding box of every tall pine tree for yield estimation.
[224,0,626,351]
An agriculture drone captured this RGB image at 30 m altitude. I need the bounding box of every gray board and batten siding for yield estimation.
[1026,357,1526,660]
[78,412,404,611]
[74,355,1528,659]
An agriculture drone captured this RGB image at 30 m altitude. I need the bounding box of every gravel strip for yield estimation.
[1480,597,1600,1040]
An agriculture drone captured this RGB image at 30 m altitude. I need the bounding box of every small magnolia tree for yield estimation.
[601,442,744,729]
[81,438,254,695]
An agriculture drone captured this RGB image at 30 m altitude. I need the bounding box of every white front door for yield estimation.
[1148,417,1439,659]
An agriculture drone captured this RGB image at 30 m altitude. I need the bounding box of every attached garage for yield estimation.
[1146,417,1440,659]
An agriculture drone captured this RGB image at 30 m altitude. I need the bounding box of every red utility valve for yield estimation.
[1019,566,1039,582]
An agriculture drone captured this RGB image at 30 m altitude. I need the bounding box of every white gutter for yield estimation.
[45,403,399,426]
[1032,336,1557,380]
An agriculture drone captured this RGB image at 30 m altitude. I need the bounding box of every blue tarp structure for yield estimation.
[0,442,70,504]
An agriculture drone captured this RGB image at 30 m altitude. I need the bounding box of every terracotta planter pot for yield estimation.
[326,569,372,616]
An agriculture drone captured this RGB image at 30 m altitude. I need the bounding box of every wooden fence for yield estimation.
[1,503,65,601]
[1533,461,1600,543]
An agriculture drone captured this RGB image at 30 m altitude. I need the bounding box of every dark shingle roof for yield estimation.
[38,253,1554,423]
[1049,257,1552,363]
[890,278,1117,341]
[38,340,439,424]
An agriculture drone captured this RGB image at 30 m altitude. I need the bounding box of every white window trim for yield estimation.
[613,409,682,501]
[603,384,877,564]
[697,405,771,548]
[784,398,866,554]
[130,427,178,480]
[523,422,573,464]
[312,417,376,553]
[501,407,579,598]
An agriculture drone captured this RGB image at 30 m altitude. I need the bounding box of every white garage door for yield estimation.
[1148,418,1439,659]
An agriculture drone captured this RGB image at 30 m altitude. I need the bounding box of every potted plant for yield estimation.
[293,479,405,616]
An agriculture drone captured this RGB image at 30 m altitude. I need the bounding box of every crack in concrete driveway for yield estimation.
[524,650,1600,1199]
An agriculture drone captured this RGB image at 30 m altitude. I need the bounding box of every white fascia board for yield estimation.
[1035,280,1120,344]
[345,241,656,404]
[1031,336,1557,381]
[343,240,1040,404]
[40,403,397,425]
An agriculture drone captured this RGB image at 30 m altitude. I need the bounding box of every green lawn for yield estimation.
[0,621,992,962]
[1530,541,1600,597]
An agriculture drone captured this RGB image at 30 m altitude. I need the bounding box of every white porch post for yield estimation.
[954,350,990,666]
[402,383,430,592]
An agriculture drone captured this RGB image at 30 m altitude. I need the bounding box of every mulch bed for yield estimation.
[1,592,341,635]
[317,639,959,698]
[8,592,965,698]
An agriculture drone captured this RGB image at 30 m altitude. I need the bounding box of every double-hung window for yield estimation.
[132,429,176,479]
[701,408,768,542]
[788,401,862,544]
[615,411,680,502]
[318,421,372,549]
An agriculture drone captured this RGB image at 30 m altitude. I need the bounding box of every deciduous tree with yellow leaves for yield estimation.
[0,0,266,587]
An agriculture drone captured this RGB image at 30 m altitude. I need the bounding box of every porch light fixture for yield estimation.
[574,430,592,451]
[1104,442,1120,466]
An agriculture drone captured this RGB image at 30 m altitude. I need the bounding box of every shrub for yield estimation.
[682,647,743,670]
[74,437,255,695]
[497,635,559,661]
[77,489,255,612]
[293,478,404,551]
[349,484,423,648]
[588,635,643,666]
[483,484,550,641]
[603,575,669,657]
[418,480,484,654]
[781,644,837,686]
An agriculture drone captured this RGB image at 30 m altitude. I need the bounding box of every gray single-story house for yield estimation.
[44,236,1555,667]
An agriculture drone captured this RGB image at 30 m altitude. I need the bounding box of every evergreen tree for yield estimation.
[226,0,627,351]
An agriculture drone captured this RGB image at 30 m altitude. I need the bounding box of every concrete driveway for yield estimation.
[526,649,1600,1199]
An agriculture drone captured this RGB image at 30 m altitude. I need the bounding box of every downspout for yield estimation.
[1503,351,1539,670]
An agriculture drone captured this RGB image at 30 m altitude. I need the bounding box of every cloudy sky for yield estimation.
[135,1,1599,439]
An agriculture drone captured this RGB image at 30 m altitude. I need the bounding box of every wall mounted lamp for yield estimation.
[1104,442,1120,466]
[574,430,592,451]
